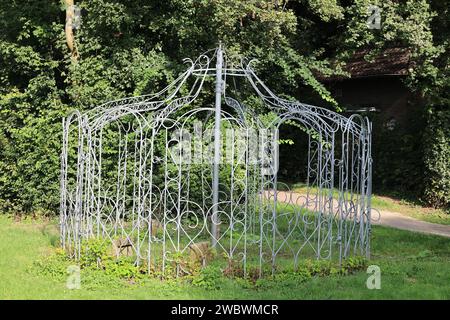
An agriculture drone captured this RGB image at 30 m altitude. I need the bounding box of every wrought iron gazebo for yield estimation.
[60,46,372,277]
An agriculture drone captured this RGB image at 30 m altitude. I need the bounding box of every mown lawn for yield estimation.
[0,215,448,299]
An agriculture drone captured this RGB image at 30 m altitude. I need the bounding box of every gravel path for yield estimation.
[268,190,450,238]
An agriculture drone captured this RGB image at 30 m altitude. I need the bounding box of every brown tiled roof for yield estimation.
[321,47,412,81]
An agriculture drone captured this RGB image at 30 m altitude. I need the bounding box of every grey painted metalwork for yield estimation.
[211,44,224,248]
[60,47,373,277]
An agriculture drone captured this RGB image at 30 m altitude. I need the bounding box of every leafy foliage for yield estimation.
[191,265,224,289]
[0,0,449,213]
[423,108,450,209]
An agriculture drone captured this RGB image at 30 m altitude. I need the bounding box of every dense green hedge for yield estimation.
[0,0,340,215]
[0,78,68,214]
[423,108,450,209]
[0,0,448,214]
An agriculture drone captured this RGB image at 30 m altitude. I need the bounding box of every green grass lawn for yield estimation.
[0,214,449,299]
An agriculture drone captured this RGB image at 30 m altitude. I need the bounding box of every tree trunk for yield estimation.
[65,0,77,59]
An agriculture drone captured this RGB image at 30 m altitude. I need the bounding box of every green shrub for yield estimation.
[33,242,144,289]
[191,265,224,289]
[79,237,110,268]
[31,248,70,281]
[104,257,143,280]
[423,108,450,209]
[341,256,368,274]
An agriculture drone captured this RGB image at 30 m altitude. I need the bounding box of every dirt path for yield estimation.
[269,190,450,238]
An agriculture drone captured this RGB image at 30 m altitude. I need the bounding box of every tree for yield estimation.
[0,0,448,213]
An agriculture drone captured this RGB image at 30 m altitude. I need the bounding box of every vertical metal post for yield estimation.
[211,45,223,247]
[60,117,67,249]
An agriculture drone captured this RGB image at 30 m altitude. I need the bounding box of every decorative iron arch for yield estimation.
[60,46,372,277]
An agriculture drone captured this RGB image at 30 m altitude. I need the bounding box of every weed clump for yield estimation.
[33,236,368,291]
